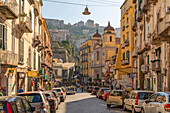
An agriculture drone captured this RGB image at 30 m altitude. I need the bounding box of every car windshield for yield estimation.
[138,92,153,99]
[55,89,61,92]
[113,91,122,96]
[106,90,110,93]
[44,94,50,98]
[18,93,42,103]
[0,102,5,112]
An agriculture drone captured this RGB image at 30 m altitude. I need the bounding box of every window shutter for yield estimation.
[0,24,3,49]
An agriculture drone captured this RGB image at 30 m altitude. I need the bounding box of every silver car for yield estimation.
[51,90,61,104]
[142,92,170,113]
[52,88,66,102]
[17,91,50,113]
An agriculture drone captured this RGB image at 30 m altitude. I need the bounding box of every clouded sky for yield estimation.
[42,0,125,28]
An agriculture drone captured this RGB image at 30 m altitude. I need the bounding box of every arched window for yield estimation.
[110,36,112,42]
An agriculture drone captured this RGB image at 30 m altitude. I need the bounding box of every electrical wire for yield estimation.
[86,0,121,6]
[43,0,118,7]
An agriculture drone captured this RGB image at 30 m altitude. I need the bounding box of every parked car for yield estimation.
[17,91,50,113]
[106,90,128,107]
[0,96,35,113]
[51,90,61,104]
[123,90,153,113]
[43,91,58,113]
[87,86,94,93]
[96,87,110,99]
[103,90,111,101]
[52,88,66,102]
[91,87,100,95]
[66,87,76,95]
[141,92,170,113]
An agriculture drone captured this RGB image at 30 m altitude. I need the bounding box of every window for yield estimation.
[19,38,24,62]
[22,99,32,113]
[97,74,99,79]
[116,48,118,54]
[123,35,125,42]
[110,36,112,42]
[149,94,157,102]
[38,55,40,68]
[97,51,99,61]
[126,51,129,61]
[127,15,129,25]
[123,52,125,60]
[155,93,164,103]
[28,47,31,67]
[127,33,129,41]
[0,24,7,50]
[15,99,25,113]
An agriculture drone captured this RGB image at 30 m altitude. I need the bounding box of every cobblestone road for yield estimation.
[56,88,130,113]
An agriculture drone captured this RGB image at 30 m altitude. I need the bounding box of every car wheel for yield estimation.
[123,103,127,111]
[107,104,111,108]
[141,108,145,113]
[132,107,136,113]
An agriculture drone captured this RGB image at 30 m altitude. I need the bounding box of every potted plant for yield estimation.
[19,13,27,17]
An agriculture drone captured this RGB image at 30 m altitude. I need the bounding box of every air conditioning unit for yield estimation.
[165,6,170,14]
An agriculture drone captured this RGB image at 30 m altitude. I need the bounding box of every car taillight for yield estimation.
[61,92,63,95]
[100,91,102,94]
[135,93,139,105]
[41,103,45,109]
[165,104,170,112]
[6,102,12,113]
[50,99,54,101]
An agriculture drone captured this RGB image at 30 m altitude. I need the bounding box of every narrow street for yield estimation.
[57,88,130,113]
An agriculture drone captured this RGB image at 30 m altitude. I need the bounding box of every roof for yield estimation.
[120,0,128,9]
[93,29,101,37]
[104,21,115,31]
[0,96,25,101]
[131,90,154,93]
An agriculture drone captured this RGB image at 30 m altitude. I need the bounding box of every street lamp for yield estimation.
[82,6,91,15]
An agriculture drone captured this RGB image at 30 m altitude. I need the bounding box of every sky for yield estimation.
[42,0,125,28]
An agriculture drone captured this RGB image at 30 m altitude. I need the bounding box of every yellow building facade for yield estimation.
[114,0,134,89]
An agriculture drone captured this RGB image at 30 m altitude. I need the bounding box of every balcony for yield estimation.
[132,21,137,32]
[0,0,18,20]
[121,59,129,66]
[132,50,138,58]
[122,25,125,31]
[151,35,162,45]
[157,14,170,39]
[0,50,18,66]
[137,11,143,22]
[17,16,32,33]
[37,43,44,52]
[122,43,125,49]
[28,0,35,5]
[33,33,41,48]
[152,59,161,72]
[141,0,149,13]
[124,40,129,46]
[34,1,39,17]
[137,44,150,55]
[141,64,150,73]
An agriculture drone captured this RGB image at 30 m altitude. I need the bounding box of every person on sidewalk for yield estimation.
[81,85,84,92]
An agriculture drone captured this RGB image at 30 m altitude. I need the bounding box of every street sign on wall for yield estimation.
[28,71,37,77]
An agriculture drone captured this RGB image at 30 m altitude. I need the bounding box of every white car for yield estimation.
[141,92,170,113]
[123,90,153,113]
[52,88,66,102]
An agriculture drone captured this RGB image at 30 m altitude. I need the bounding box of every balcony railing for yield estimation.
[152,59,161,72]
[0,0,18,20]
[34,1,39,17]
[0,50,18,66]
[18,16,32,33]
[132,21,137,32]
[141,0,150,13]
[137,43,150,55]
[33,32,41,48]
[137,10,143,22]
[121,59,129,66]
[157,14,170,37]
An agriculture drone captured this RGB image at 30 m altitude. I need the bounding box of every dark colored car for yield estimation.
[0,96,35,113]
[91,87,100,95]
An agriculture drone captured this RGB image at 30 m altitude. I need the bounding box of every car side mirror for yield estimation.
[31,106,35,112]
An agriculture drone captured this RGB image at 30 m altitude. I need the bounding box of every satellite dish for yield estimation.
[82,6,91,15]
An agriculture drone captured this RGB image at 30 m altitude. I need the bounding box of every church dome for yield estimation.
[93,29,101,37]
[104,21,115,31]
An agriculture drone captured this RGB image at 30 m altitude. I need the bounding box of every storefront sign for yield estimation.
[6,68,16,77]
[28,71,37,77]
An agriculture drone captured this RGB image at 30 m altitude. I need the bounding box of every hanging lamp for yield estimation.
[82,6,91,15]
